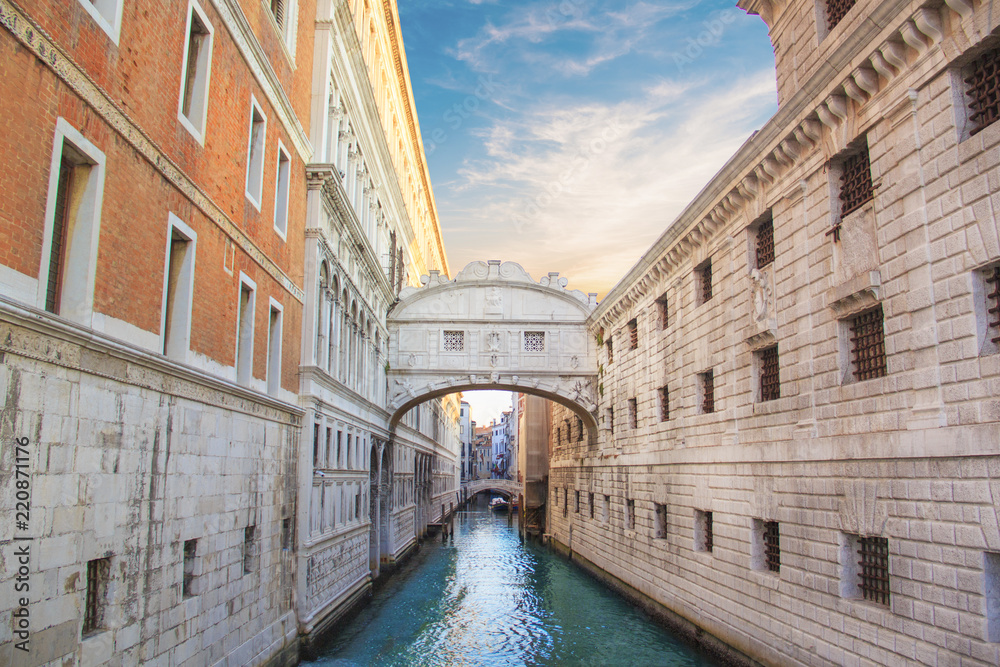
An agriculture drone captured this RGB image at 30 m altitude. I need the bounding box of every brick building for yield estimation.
[0,0,458,664]
[547,0,1000,664]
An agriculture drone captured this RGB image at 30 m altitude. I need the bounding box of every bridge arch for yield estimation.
[386,261,600,446]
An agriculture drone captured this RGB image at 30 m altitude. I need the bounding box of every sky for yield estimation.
[396,0,779,424]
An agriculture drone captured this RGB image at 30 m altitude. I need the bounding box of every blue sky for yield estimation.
[397,0,779,424]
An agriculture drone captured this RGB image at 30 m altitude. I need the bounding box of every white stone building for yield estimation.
[547,0,1000,663]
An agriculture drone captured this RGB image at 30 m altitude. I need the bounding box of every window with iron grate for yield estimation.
[849,306,887,381]
[575,490,580,513]
[839,147,874,219]
[443,330,464,352]
[758,346,780,402]
[606,407,614,433]
[626,499,636,530]
[656,293,669,329]
[183,539,198,598]
[763,521,781,573]
[628,398,638,428]
[825,0,857,31]
[243,525,257,574]
[589,492,595,519]
[83,557,111,637]
[695,510,713,552]
[659,385,669,421]
[979,265,1000,354]
[524,331,545,352]
[965,48,1000,136]
[756,215,774,269]
[655,503,668,539]
[576,416,584,442]
[699,370,715,414]
[628,318,638,350]
[858,536,890,606]
[698,260,713,304]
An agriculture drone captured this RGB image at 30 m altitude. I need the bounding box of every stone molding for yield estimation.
[827,270,882,318]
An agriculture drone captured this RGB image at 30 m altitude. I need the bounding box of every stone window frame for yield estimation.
[36,118,107,328]
[589,492,595,520]
[751,519,780,574]
[985,551,1000,641]
[266,298,284,396]
[625,498,636,531]
[177,0,215,144]
[697,369,715,414]
[236,273,257,386]
[442,329,466,352]
[952,43,1000,143]
[264,0,299,60]
[627,318,639,350]
[656,292,670,329]
[75,0,124,44]
[972,261,1000,356]
[245,96,269,211]
[603,494,610,524]
[182,538,200,598]
[838,304,887,384]
[754,345,780,403]
[523,331,546,353]
[696,258,713,306]
[82,556,112,637]
[839,532,891,608]
[694,509,713,553]
[747,209,775,271]
[243,525,258,574]
[273,141,291,240]
[827,137,874,241]
[658,385,670,421]
[654,503,668,539]
[161,213,198,363]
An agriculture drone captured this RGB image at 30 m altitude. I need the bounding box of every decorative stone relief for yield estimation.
[750,268,771,322]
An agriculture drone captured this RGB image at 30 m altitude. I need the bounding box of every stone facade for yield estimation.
[547,0,1000,664]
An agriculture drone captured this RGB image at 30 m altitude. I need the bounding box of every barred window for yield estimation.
[654,503,668,539]
[756,215,774,269]
[696,510,713,552]
[763,521,780,573]
[655,294,669,330]
[589,492,595,519]
[606,407,614,434]
[699,370,715,414]
[658,385,669,421]
[628,318,638,350]
[243,525,257,574]
[859,536,890,606]
[965,48,1000,136]
[628,398,638,428]
[986,266,1000,348]
[575,490,580,513]
[759,346,780,402]
[576,416,584,442]
[698,260,713,304]
[443,330,464,352]
[83,557,111,637]
[524,331,545,352]
[839,147,874,218]
[183,539,197,598]
[826,0,857,31]
[849,306,887,381]
[626,499,636,530]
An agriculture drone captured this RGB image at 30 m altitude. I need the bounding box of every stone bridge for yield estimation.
[462,478,522,498]
[386,260,600,445]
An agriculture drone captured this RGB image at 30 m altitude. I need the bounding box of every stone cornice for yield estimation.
[0,0,305,304]
[0,296,303,424]
[593,0,960,329]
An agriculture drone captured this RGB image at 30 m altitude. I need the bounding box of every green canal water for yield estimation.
[306,505,720,666]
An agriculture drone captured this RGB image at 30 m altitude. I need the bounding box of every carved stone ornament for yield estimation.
[571,355,580,369]
[406,353,417,367]
[486,331,502,352]
[485,287,503,314]
[490,372,499,384]
[750,268,770,322]
[490,354,499,368]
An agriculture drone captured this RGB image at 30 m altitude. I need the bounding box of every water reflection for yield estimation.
[308,507,717,666]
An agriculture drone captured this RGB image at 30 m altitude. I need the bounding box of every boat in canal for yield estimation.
[489,496,509,512]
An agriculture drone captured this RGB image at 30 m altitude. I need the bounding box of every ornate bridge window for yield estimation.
[523,331,545,352]
[443,330,464,352]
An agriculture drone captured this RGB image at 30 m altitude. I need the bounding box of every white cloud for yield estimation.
[436,69,778,296]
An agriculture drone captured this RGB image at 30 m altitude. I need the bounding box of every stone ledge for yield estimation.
[827,270,882,318]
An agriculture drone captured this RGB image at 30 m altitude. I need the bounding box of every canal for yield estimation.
[306,503,721,666]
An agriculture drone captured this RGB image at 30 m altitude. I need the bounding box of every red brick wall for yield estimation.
[0,0,315,393]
